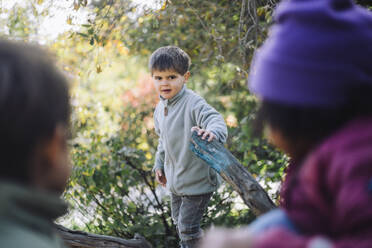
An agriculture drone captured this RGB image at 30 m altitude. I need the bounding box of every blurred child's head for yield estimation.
[0,39,70,193]
[258,87,372,161]
[149,46,191,99]
[248,0,372,160]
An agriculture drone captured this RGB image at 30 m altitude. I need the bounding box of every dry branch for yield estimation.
[56,225,152,248]
[190,131,276,216]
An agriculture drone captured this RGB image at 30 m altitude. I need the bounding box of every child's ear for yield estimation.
[43,125,67,168]
[184,71,191,82]
[30,124,70,194]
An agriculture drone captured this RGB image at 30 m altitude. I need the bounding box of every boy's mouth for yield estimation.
[161,89,171,94]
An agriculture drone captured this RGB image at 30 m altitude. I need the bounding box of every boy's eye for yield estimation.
[155,77,162,80]
[169,76,176,79]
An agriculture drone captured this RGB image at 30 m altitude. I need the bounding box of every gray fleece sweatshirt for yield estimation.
[153,85,227,196]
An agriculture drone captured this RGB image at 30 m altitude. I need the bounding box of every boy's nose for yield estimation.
[159,80,169,85]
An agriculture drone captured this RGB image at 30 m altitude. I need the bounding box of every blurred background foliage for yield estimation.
[1,0,371,247]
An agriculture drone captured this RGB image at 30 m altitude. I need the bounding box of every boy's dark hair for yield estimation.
[257,84,372,147]
[0,39,70,184]
[149,46,191,75]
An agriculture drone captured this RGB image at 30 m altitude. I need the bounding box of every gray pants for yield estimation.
[171,192,213,248]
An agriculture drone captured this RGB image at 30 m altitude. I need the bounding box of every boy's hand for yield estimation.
[199,227,253,248]
[155,169,167,187]
[191,126,216,142]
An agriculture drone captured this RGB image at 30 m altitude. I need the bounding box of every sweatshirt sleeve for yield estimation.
[253,229,333,248]
[192,96,228,143]
[153,106,165,172]
[253,222,372,248]
[200,225,333,248]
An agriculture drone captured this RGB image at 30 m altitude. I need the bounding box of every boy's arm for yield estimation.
[153,108,165,173]
[154,137,165,172]
[192,97,228,143]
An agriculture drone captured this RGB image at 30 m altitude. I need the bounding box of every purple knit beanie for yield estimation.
[248,0,372,107]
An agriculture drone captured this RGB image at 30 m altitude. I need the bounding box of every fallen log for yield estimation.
[56,225,152,248]
[190,131,276,216]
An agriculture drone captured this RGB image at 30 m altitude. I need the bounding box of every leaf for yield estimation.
[96,64,102,73]
[161,1,167,10]
[68,32,75,39]
[77,32,88,37]
[66,16,72,25]
[94,34,100,42]
[37,0,44,4]
[257,7,265,17]
[74,3,80,11]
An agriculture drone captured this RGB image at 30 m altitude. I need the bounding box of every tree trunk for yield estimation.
[56,225,152,248]
[190,131,276,216]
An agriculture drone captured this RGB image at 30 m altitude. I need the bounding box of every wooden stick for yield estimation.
[190,131,276,216]
[56,225,152,248]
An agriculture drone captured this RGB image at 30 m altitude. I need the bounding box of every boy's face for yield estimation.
[152,69,190,99]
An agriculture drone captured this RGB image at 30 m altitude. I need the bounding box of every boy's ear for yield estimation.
[184,71,191,82]
[43,125,66,167]
[30,125,70,194]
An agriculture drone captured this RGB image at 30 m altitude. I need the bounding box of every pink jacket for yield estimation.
[255,118,372,248]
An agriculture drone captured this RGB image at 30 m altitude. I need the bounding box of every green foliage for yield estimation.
[0,2,40,40]
[356,0,372,9]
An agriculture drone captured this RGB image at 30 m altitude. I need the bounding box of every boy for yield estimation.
[150,46,228,248]
[0,39,71,248]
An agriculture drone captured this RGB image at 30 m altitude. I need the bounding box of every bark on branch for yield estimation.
[56,225,152,248]
[190,131,276,216]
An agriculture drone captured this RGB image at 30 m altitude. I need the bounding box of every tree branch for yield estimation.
[190,131,276,216]
[184,0,223,55]
[123,157,172,236]
[57,224,152,248]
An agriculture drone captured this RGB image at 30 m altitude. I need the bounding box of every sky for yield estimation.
[0,0,89,41]
[0,0,162,41]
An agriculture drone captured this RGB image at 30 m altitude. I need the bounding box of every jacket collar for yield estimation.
[159,85,186,107]
[0,181,68,236]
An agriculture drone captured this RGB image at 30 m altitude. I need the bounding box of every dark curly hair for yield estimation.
[257,84,372,149]
[0,39,70,183]
[149,46,191,75]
